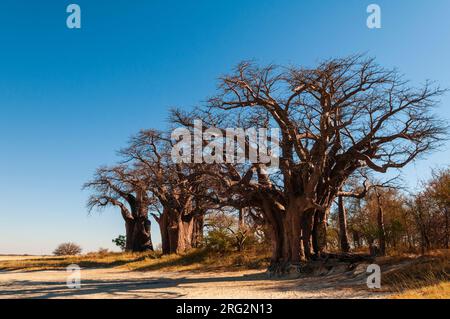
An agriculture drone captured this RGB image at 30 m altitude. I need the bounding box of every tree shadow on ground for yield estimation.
[0,256,151,272]
[0,272,272,299]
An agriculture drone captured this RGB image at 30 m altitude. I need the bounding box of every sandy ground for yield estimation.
[0,264,392,299]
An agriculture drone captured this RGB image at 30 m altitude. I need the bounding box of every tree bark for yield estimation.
[160,208,204,254]
[131,216,154,252]
[352,231,361,248]
[338,196,351,253]
[238,208,246,229]
[158,209,171,254]
[264,199,310,276]
[191,214,204,248]
[312,209,328,256]
[124,218,135,251]
[174,214,195,253]
[301,211,314,259]
[375,189,386,256]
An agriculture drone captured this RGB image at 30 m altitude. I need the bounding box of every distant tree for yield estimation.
[97,248,110,255]
[112,235,126,251]
[411,168,450,252]
[426,168,450,249]
[53,242,82,256]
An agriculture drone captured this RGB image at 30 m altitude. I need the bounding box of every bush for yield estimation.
[53,242,82,256]
[97,248,109,255]
[204,228,235,253]
[112,235,126,251]
[203,212,265,253]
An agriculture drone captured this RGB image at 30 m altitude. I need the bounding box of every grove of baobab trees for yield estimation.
[85,55,447,275]
[118,130,208,254]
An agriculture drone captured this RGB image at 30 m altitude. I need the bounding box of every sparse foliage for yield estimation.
[53,242,82,256]
[112,235,126,251]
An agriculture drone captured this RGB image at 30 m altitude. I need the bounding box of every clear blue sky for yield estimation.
[0,0,449,254]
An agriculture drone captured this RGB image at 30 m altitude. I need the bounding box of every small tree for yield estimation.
[204,212,258,252]
[112,235,126,251]
[53,242,82,256]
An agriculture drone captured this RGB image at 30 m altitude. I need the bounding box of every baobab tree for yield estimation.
[119,129,209,254]
[84,166,154,252]
[194,55,447,274]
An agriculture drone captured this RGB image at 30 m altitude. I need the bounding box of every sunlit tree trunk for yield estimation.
[125,218,135,251]
[338,196,351,253]
[191,214,204,248]
[375,188,386,256]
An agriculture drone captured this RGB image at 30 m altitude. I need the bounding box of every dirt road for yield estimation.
[0,266,390,299]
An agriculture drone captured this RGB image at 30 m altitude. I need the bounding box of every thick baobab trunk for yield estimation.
[175,214,195,253]
[157,208,179,254]
[338,196,351,253]
[312,209,328,256]
[267,219,296,275]
[264,203,288,273]
[124,218,135,251]
[267,202,334,276]
[167,220,179,254]
[131,216,154,252]
[301,211,314,259]
[191,214,204,248]
[287,204,303,264]
[157,209,171,255]
[264,196,335,276]
[375,189,386,256]
[265,200,307,276]
[160,209,204,254]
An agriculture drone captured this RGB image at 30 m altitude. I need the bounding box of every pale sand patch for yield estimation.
[0,267,391,299]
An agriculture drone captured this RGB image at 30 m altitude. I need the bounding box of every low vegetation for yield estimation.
[0,247,271,273]
[392,282,450,299]
[382,250,449,295]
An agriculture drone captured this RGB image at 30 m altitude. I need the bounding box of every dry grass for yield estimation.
[391,282,450,299]
[379,250,450,298]
[126,248,270,272]
[0,252,158,271]
[0,248,270,273]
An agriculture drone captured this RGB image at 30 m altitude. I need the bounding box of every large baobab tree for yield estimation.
[198,55,446,274]
[84,166,154,252]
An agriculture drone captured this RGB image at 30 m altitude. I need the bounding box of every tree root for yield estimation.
[267,253,375,278]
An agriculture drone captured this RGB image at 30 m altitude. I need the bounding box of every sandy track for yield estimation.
[0,266,390,299]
